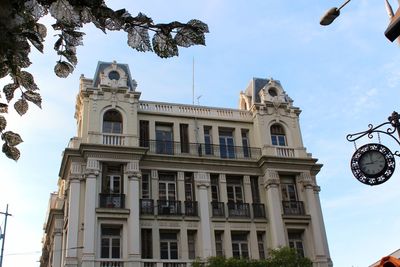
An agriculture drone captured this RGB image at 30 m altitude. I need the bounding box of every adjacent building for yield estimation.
[40,61,332,267]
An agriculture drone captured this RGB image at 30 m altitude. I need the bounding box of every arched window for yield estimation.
[103,109,122,134]
[270,124,286,146]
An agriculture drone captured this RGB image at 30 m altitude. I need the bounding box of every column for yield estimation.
[52,218,63,267]
[299,172,330,265]
[219,174,232,258]
[263,170,286,248]
[151,170,158,205]
[65,162,82,267]
[126,160,141,267]
[195,172,213,258]
[82,159,99,267]
[177,172,185,202]
[180,229,189,259]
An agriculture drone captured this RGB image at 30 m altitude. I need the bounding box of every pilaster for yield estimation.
[263,169,286,248]
[195,172,213,258]
[126,160,142,265]
[177,172,185,202]
[82,158,99,267]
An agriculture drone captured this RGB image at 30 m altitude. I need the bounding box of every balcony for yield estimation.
[99,260,124,267]
[227,202,250,218]
[252,203,266,218]
[157,200,181,215]
[140,199,154,215]
[275,146,295,157]
[103,134,125,146]
[184,201,198,216]
[99,194,125,208]
[211,202,225,217]
[141,140,261,160]
[282,201,305,215]
[141,260,194,267]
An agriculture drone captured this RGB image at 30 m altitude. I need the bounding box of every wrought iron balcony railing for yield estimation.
[140,199,154,215]
[211,202,225,217]
[140,140,261,160]
[252,203,266,218]
[184,201,198,216]
[282,201,305,215]
[99,193,125,209]
[157,200,181,215]
[227,202,250,218]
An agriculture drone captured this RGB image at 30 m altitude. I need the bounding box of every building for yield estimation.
[370,249,400,267]
[40,61,332,267]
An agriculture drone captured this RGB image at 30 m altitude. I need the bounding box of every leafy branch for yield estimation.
[0,0,208,160]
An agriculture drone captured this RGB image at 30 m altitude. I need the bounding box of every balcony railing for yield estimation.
[275,147,295,157]
[184,201,198,216]
[103,134,125,146]
[140,140,261,160]
[140,199,154,215]
[99,194,125,209]
[157,200,181,215]
[227,202,250,217]
[141,261,194,267]
[252,203,266,218]
[211,202,225,217]
[99,260,124,267]
[282,201,305,215]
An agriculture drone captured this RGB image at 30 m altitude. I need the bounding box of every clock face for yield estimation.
[350,143,396,186]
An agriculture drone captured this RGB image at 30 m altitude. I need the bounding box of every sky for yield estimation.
[1,0,400,266]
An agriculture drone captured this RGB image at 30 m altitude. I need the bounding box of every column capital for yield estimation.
[263,169,280,188]
[85,158,100,176]
[299,172,315,188]
[70,162,83,180]
[243,175,251,184]
[125,160,141,179]
[195,172,210,188]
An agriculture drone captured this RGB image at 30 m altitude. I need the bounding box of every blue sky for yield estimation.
[1,1,400,266]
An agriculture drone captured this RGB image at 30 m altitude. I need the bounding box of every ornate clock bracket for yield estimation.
[346,111,400,158]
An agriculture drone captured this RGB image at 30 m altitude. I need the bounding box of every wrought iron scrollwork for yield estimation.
[346,111,400,156]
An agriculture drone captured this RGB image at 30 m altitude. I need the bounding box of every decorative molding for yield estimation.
[299,172,315,188]
[219,174,226,183]
[125,160,141,179]
[313,185,321,193]
[151,170,158,180]
[177,172,185,181]
[70,162,83,181]
[263,169,280,188]
[243,175,251,184]
[195,172,210,188]
[85,158,100,176]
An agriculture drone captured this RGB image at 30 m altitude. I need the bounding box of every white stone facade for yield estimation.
[40,61,332,267]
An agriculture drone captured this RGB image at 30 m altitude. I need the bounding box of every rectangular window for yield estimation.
[156,123,174,154]
[185,172,195,201]
[204,126,213,155]
[101,225,121,259]
[219,129,235,158]
[188,231,196,259]
[241,129,250,158]
[141,172,151,199]
[214,231,224,257]
[139,120,149,147]
[231,232,249,259]
[160,232,178,259]
[226,177,243,203]
[141,229,152,259]
[102,165,123,193]
[180,124,189,153]
[288,232,305,257]
[159,173,176,201]
[281,177,298,202]
[250,176,260,203]
[257,232,265,259]
[210,174,219,202]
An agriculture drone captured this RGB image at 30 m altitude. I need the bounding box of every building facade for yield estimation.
[40,61,332,267]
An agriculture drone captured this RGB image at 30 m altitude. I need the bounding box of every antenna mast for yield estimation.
[192,57,195,105]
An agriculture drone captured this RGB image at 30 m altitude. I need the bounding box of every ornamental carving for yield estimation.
[263,170,280,188]
[125,160,141,179]
[299,172,315,188]
[195,172,210,188]
[85,158,100,176]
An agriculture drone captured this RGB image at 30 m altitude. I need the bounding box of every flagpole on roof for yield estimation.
[0,205,12,267]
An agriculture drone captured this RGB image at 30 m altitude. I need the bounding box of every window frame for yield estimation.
[102,109,123,134]
[100,225,122,259]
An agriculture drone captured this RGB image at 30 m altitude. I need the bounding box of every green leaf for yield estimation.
[152,31,178,58]
[2,143,21,161]
[127,26,152,52]
[14,99,29,116]
[2,131,23,146]
[17,71,39,91]
[23,91,42,108]
[54,61,74,78]
[0,103,8,113]
[175,27,205,47]
[0,116,6,132]
[3,83,19,103]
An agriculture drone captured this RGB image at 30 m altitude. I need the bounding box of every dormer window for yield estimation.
[103,110,123,134]
[108,71,120,80]
[270,124,286,146]
[268,88,277,97]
